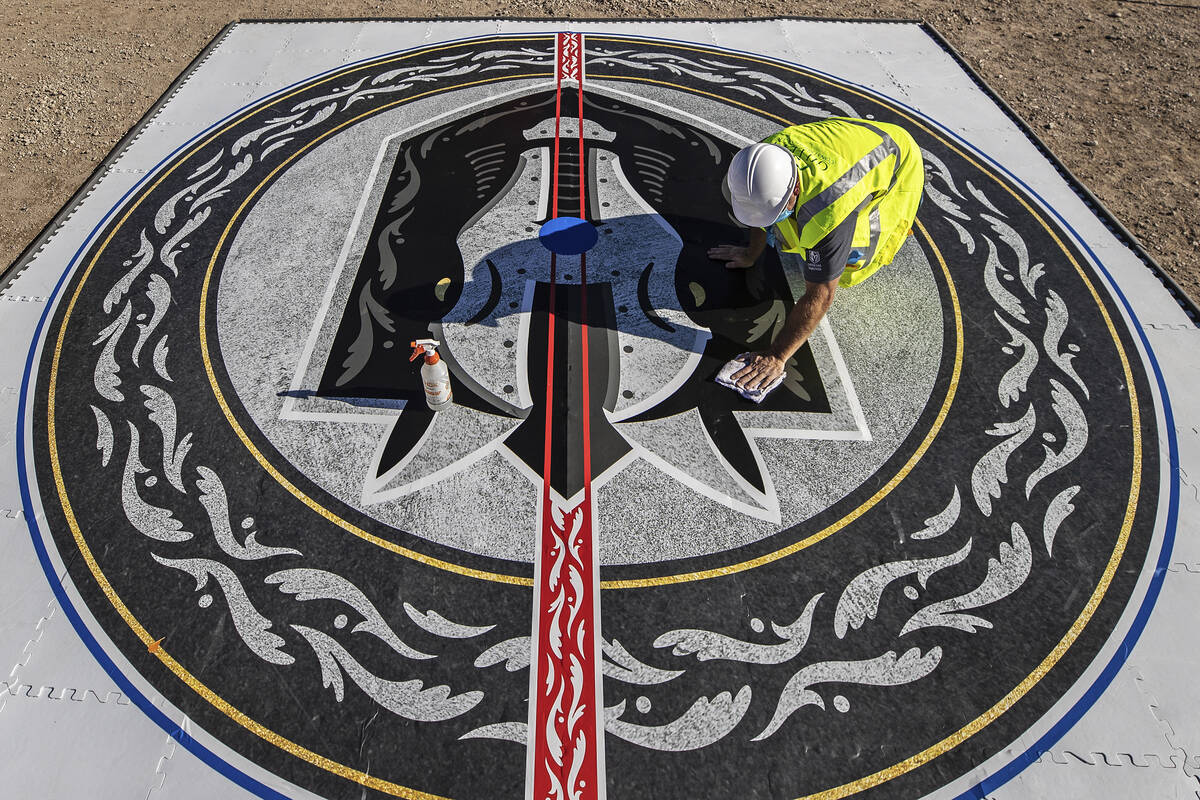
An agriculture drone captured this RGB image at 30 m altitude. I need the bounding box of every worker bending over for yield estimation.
[709,117,925,393]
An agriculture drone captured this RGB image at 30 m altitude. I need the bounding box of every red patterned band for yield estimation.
[528,31,605,800]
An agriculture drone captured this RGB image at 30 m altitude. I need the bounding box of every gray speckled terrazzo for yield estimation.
[217,77,942,566]
[217,83,547,561]
[6,21,1191,800]
[596,235,941,565]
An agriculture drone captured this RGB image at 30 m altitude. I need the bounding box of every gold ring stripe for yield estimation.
[599,217,960,588]
[198,72,552,588]
[41,35,1147,799]
[587,37,1145,799]
[188,68,965,589]
[46,37,546,799]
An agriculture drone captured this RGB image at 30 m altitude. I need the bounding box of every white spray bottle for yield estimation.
[409,339,453,411]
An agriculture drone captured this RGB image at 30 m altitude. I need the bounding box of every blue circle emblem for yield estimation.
[537,216,598,255]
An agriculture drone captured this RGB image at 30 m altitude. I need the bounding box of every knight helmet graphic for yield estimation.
[300,88,834,509]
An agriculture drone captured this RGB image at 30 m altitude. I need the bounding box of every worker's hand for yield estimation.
[731,352,785,392]
[707,244,756,270]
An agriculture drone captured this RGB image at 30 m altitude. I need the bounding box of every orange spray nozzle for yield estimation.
[410,339,441,364]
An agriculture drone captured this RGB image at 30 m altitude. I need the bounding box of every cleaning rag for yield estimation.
[716,353,785,403]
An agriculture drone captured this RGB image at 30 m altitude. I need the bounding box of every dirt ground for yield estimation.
[1,1,1197,300]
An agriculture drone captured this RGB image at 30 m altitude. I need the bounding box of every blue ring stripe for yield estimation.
[787,44,1180,795]
[14,27,1177,800]
[14,29,558,800]
[584,31,1180,796]
[787,33,1180,800]
[933,101,1179,800]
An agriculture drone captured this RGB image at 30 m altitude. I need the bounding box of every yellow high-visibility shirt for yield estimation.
[763,118,924,287]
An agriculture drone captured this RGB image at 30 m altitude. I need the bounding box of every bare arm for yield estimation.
[767,279,837,362]
[707,227,768,269]
[732,279,838,391]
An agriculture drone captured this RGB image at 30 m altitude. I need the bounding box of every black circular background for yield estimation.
[31,33,1161,800]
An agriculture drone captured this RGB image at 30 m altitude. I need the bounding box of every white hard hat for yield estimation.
[725,143,798,227]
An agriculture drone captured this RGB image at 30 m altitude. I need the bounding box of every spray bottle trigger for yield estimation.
[410,339,441,363]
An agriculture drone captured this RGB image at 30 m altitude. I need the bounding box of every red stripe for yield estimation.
[551,36,563,222]
[529,36,566,796]
[541,31,564,561]
[576,32,591,519]
[541,251,558,501]
[571,42,590,568]
[577,49,591,525]
[576,60,586,222]
[574,30,601,796]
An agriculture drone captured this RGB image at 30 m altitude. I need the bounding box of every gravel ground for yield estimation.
[1,1,1197,300]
